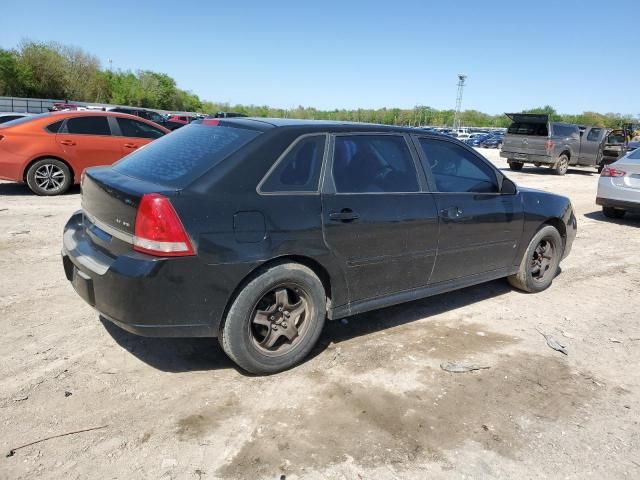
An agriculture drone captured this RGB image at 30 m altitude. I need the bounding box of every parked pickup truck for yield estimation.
[500,113,607,175]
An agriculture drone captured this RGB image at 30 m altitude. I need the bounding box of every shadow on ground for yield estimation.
[102,279,513,374]
[0,182,80,196]
[499,166,597,176]
[584,209,640,227]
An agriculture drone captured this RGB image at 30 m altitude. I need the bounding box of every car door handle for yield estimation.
[329,209,360,222]
[59,140,76,146]
[441,206,464,219]
[123,143,139,149]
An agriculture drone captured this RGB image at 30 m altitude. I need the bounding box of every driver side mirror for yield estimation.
[500,177,517,195]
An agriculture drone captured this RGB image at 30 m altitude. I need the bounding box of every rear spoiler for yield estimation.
[505,113,549,124]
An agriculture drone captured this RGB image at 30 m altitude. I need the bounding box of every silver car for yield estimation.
[596,148,640,218]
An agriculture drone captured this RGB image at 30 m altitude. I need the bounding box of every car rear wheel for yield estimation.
[508,225,563,293]
[554,154,569,176]
[509,161,524,171]
[219,262,326,374]
[26,159,72,196]
[602,206,625,219]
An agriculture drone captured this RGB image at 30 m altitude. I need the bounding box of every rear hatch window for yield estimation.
[507,122,549,136]
[112,123,261,188]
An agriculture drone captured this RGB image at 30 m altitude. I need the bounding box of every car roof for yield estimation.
[220,117,433,135]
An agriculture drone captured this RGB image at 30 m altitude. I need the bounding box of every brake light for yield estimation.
[133,193,195,257]
[202,119,220,126]
[600,166,626,177]
[546,139,553,151]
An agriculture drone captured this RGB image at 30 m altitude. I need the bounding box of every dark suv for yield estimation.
[62,118,576,374]
[108,107,184,131]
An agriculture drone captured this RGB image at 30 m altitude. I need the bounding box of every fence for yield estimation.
[0,96,195,116]
[0,97,65,114]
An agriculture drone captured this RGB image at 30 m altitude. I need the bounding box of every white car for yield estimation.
[596,148,640,218]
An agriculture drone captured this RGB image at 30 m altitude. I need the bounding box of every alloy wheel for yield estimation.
[34,164,66,191]
[249,285,311,356]
[530,239,555,282]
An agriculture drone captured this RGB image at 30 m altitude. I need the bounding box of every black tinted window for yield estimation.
[586,128,603,141]
[116,118,165,139]
[145,111,165,123]
[507,122,548,135]
[113,124,261,187]
[45,120,64,133]
[419,138,498,193]
[65,116,110,135]
[261,135,325,192]
[332,135,419,193]
[553,124,578,137]
[0,115,23,124]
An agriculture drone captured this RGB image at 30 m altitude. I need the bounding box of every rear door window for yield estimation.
[116,117,166,139]
[332,135,420,193]
[112,124,261,187]
[65,116,111,136]
[418,138,499,193]
[260,135,326,193]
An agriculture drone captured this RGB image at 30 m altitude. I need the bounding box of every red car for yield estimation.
[0,111,170,195]
[167,114,196,126]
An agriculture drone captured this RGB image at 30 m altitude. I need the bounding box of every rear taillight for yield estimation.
[600,166,626,177]
[546,139,553,151]
[133,193,194,257]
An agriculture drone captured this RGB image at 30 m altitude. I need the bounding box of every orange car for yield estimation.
[0,111,170,195]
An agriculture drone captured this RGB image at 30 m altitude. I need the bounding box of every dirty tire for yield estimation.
[602,206,625,219]
[554,154,569,176]
[508,225,563,293]
[219,262,326,374]
[26,158,72,196]
[509,161,524,171]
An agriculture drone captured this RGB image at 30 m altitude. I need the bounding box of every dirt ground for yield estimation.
[1,149,639,480]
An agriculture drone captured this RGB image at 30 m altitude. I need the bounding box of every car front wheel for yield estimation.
[508,225,563,293]
[219,262,326,374]
[26,158,72,196]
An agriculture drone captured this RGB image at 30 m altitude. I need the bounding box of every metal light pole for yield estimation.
[453,74,466,130]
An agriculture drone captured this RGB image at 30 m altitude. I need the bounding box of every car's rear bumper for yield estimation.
[596,197,640,212]
[62,211,226,337]
[500,151,552,164]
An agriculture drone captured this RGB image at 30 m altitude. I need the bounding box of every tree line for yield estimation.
[0,40,637,128]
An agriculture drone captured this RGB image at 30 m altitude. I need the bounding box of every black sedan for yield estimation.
[62,119,576,374]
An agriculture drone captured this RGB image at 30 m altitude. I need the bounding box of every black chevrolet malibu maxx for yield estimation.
[62,118,576,373]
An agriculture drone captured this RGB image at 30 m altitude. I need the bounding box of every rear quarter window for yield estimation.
[552,124,578,137]
[112,124,261,187]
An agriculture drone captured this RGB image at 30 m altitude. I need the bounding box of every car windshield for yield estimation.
[112,123,261,187]
[0,113,47,128]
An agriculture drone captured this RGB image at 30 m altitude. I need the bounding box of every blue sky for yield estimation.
[2,0,638,115]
